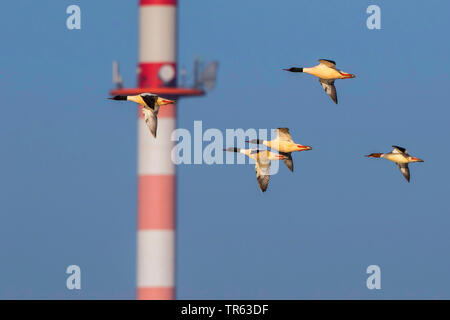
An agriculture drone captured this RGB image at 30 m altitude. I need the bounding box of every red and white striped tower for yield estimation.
[137,0,177,300]
[136,0,178,301]
[111,0,204,300]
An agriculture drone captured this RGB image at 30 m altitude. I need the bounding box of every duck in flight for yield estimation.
[109,93,175,138]
[247,128,312,172]
[366,146,424,182]
[283,59,355,104]
[223,148,287,192]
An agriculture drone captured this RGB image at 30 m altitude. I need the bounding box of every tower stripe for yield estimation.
[138,175,175,230]
[140,0,177,6]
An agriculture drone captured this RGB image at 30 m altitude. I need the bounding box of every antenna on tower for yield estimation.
[200,61,219,91]
[192,57,218,91]
[193,57,203,89]
[112,60,124,89]
[179,66,187,87]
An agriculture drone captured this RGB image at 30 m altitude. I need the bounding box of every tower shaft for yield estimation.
[136,0,177,300]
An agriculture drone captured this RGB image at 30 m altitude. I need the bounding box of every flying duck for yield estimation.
[109,93,175,138]
[247,128,312,172]
[366,146,424,182]
[283,59,355,104]
[223,148,287,192]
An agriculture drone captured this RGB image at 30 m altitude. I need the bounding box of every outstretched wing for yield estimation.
[255,161,270,192]
[141,94,158,110]
[275,128,293,142]
[397,163,410,182]
[319,79,338,104]
[142,108,158,138]
[280,152,293,172]
[392,145,408,155]
[318,59,337,69]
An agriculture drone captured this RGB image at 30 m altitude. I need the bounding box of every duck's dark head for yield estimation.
[246,139,264,145]
[283,67,303,73]
[223,147,240,153]
[108,95,127,100]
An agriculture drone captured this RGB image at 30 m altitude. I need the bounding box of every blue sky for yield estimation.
[0,0,449,299]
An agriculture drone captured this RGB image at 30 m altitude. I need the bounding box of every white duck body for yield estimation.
[381,152,410,164]
[303,64,345,80]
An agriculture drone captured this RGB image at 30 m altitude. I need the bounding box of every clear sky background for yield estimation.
[1,0,449,299]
